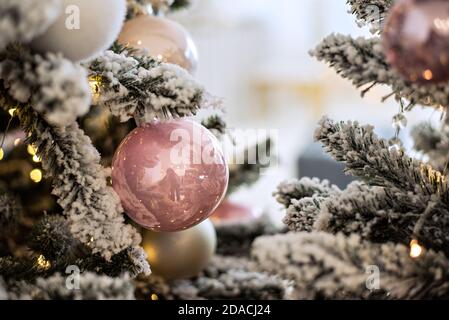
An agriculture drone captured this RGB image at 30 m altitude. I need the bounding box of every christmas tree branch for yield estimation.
[5,272,135,300]
[347,0,393,33]
[274,177,339,208]
[0,188,21,233]
[0,0,61,51]
[87,45,205,125]
[0,89,145,264]
[314,117,449,201]
[215,215,285,257]
[412,122,449,172]
[136,256,289,300]
[0,46,91,127]
[311,34,449,109]
[252,232,449,299]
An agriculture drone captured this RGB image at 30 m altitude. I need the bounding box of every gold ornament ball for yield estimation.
[142,219,216,280]
[117,15,199,74]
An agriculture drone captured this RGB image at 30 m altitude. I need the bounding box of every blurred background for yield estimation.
[170,0,440,216]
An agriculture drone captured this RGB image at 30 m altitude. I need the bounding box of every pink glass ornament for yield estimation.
[383,0,449,84]
[112,120,228,232]
[117,15,198,74]
[210,200,258,225]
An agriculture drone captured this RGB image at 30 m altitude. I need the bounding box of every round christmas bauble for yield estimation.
[210,200,258,225]
[117,15,198,73]
[111,120,228,232]
[31,0,127,62]
[383,0,449,84]
[142,219,216,280]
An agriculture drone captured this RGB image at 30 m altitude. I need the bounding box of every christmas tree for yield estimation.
[2,0,449,301]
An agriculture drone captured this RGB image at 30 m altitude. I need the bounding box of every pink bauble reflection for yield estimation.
[112,120,228,232]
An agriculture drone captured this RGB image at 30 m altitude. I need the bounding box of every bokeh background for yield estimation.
[170,0,439,215]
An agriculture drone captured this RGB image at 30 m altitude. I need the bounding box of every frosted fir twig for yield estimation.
[314,117,449,203]
[347,0,393,33]
[6,272,135,300]
[0,96,143,262]
[274,177,340,208]
[311,34,449,109]
[201,114,227,138]
[227,138,273,194]
[0,189,21,232]
[28,215,77,261]
[313,181,449,254]
[126,0,191,19]
[215,215,285,257]
[284,197,325,233]
[170,256,289,300]
[252,232,449,299]
[87,45,204,125]
[0,0,61,51]
[412,122,449,172]
[0,47,91,127]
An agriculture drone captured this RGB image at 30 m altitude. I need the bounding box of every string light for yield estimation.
[27,144,37,156]
[14,138,21,146]
[0,148,3,161]
[30,169,43,183]
[36,255,51,270]
[8,108,17,117]
[88,75,102,97]
[150,293,159,301]
[32,154,41,163]
[410,239,423,258]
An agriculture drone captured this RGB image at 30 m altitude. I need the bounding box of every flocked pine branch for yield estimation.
[347,0,393,33]
[252,232,449,300]
[5,272,135,300]
[0,46,91,127]
[87,45,205,125]
[126,0,191,19]
[311,117,449,253]
[0,188,21,232]
[314,117,449,201]
[0,0,61,51]
[274,177,339,208]
[0,88,145,266]
[201,114,227,138]
[412,122,449,172]
[136,256,289,300]
[215,215,285,257]
[311,34,449,109]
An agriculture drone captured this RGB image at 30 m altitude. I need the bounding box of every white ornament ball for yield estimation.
[31,0,127,62]
[142,219,217,280]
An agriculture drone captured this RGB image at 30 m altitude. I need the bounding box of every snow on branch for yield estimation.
[6,272,135,300]
[311,118,449,255]
[215,215,284,257]
[0,188,21,232]
[0,47,91,127]
[311,34,449,109]
[347,0,393,33]
[252,232,449,299]
[137,256,290,300]
[412,122,449,171]
[0,99,144,263]
[87,45,206,125]
[0,0,61,51]
[274,177,340,208]
[314,117,449,201]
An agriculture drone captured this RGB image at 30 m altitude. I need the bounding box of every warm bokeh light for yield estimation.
[30,168,43,183]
